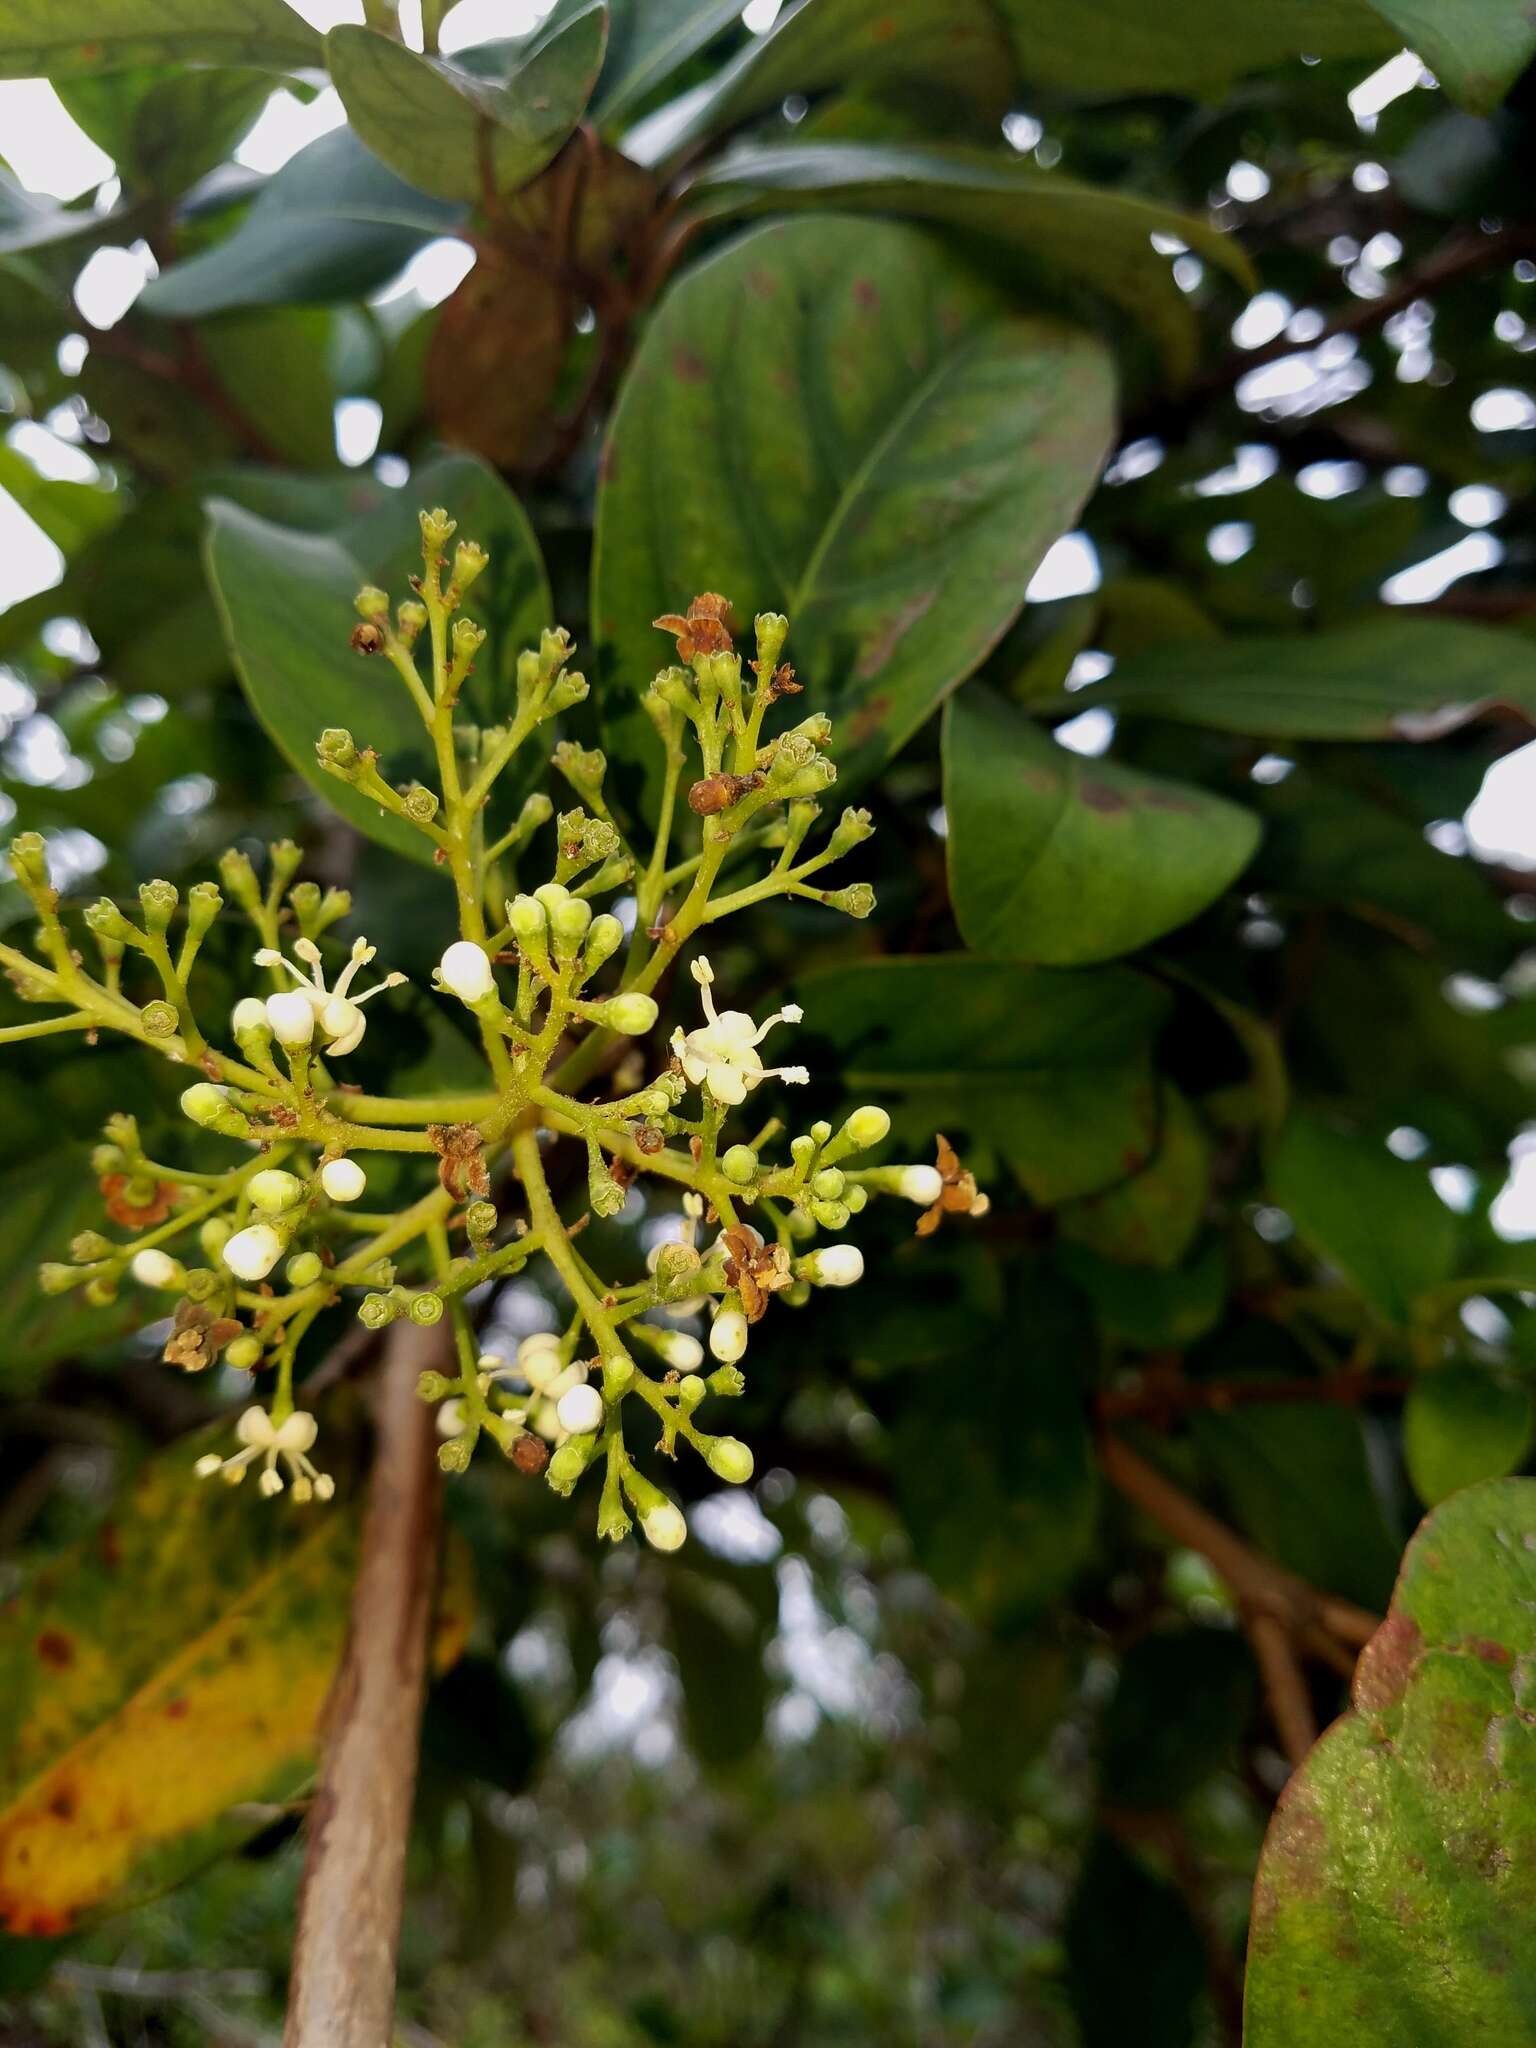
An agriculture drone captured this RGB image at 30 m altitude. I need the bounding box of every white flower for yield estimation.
[130,1248,179,1289]
[709,1308,749,1363]
[222,1222,284,1281]
[193,1405,334,1501]
[254,936,404,1058]
[641,1502,688,1552]
[320,1156,366,1203]
[556,1382,604,1435]
[436,940,495,1004]
[897,1165,944,1206]
[670,956,808,1106]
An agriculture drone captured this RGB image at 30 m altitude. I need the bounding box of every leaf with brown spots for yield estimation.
[1247,1478,1536,2045]
[0,1419,471,1932]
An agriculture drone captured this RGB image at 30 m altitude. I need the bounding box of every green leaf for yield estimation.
[1404,1367,1535,1506]
[56,65,271,197]
[893,1272,1097,1624]
[204,450,550,862]
[140,127,465,320]
[0,444,119,558]
[1191,1392,1402,1613]
[594,215,1116,793]
[0,0,320,76]
[667,1562,776,1768]
[1100,1628,1255,1808]
[794,955,1168,1205]
[989,0,1392,99]
[686,141,1255,379]
[325,3,608,204]
[1269,1114,1459,1324]
[593,0,742,124]
[1247,1478,1536,2045]
[1066,1833,1206,2048]
[0,1147,145,1385]
[1057,1238,1229,1350]
[1057,1087,1211,1269]
[628,0,1015,161]
[1367,0,1536,115]
[199,307,345,469]
[1077,617,1536,741]
[943,687,1259,966]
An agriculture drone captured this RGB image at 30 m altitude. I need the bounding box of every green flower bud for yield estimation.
[183,1266,219,1302]
[408,1290,444,1327]
[553,740,607,799]
[827,806,874,858]
[358,1292,398,1330]
[225,1334,263,1370]
[754,611,789,674]
[218,847,261,910]
[722,1145,758,1185]
[824,882,875,919]
[84,1273,119,1307]
[588,1144,627,1219]
[402,783,439,824]
[548,890,593,961]
[438,1435,474,1474]
[138,879,178,933]
[70,1229,112,1263]
[653,1242,702,1292]
[186,881,223,937]
[92,1143,127,1175]
[598,992,658,1036]
[677,1373,707,1410]
[790,1133,816,1173]
[812,1197,851,1231]
[199,1216,233,1261]
[451,538,488,591]
[39,1261,78,1295]
[417,1370,455,1401]
[708,1364,746,1398]
[582,913,624,978]
[465,1199,498,1250]
[546,1434,600,1496]
[539,625,574,677]
[845,1183,868,1214]
[546,667,589,714]
[84,897,136,943]
[248,1168,303,1214]
[396,599,427,645]
[8,831,51,898]
[289,881,322,922]
[812,1166,846,1200]
[180,1083,251,1138]
[705,1436,754,1485]
[316,727,362,777]
[844,1104,890,1151]
[451,616,486,664]
[355,584,390,621]
[506,893,549,957]
[140,999,179,1038]
[285,1251,324,1288]
[420,506,456,555]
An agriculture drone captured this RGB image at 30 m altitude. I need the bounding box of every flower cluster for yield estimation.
[2,506,983,1552]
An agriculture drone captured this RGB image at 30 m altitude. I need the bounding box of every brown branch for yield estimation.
[283,1316,451,2048]
[1094,1372,1408,1424]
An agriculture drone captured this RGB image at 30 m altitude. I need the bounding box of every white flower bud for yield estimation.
[556,1383,604,1435]
[222,1222,284,1281]
[517,1330,565,1390]
[653,1329,704,1371]
[844,1105,890,1150]
[805,1244,863,1288]
[706,1436,754,1485]
[231,996,269,1036]
[438,940,495,1003]
[898,1165,944,1205]
[641,1502,688,1551]
[248,1168,303,1214]
[709,1309,749,1363]
[320,1156,366,1202]
[130,1248,180,1290]
[265,990,316,1048]
[436,1398,468,1439]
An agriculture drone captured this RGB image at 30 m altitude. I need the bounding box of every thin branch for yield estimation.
[1245,1611,1317,1768]
[283,1317,451,2048]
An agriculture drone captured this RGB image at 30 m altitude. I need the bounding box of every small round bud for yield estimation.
[354,584,390,621]
[225,1334,263,1370]
[438,1435,474,1474]
[141,999,179,1038]
[548,893,592,960]
[464,1198,497,1245]
[84,1273,119,1306]
[39,1262,78,1295]
[417,1370,455,1401]
[641,1503,688,1552]
[843,1105,890,1150]
[898,1164,944,1205]
[437,940,495,1004]
[709,1309,749,1364]
[583,913,624,975]
[722,1144,758,1185]
[265,990,316,1049]
[359,1292,397,1330]
[319,1157,366,1203]
[285,1251,323,1288]
[180,1082,250,1137]
[812,1167,846,1200]
[130,1248,180,1290]
[506,893,548,945]
[248,1168,303,1214]
[812,1198,850,1231]
[436,1398,468,1439]
[602,992,658,1036]
[706,1436,754,1485]
[546,1437,594,1495]
[222,1223,284,1282]
[517,1331,564,1390]
[654,1329,704,1371]
[231,996,269,1039]
[556,1383,604,1435]
[402,784,439,824]
[199,1217,233,1260]
[804,1243,864,1288]
[408,1290,444,1326]
[396,599,427,643]
[678,1373,707,1409]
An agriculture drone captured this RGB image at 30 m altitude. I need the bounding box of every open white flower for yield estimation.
[253,935,404,1057]
[193,1405,334,1502]
[670,956,808,1106]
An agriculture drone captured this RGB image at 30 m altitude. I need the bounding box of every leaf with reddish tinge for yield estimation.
[1247,1478,1536,2045]
[0,1427,471,1932]
[594,215,1115,797]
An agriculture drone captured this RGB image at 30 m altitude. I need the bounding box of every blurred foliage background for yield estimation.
[3,1,1536,2042]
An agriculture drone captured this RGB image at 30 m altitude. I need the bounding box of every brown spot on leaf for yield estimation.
[47,1786,76,1822]
[852,278,880,311]
[672,345,708,384]
[165,1695,190,1719]
[35,1630,73,1669]
[1468,1637,1513,1666]
[855,589,937,679]
[1354,1609,1422,1713]
[1079,780,1131,814]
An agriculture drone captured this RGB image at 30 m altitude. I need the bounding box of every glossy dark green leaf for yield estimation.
[593,0,741,124]
[686,141,1254,379]
[140,128,465,319]
[0,445,119,557]
[204,450,550,861]
[1057,1238,1230,1350]
[0,0,320,76]
[326,3,608,204]
[1101,1628,1255,1808]
[667,1563,776,1768]
[1404,1366,1535,1506]
[199,307,344,469]
[1269,1114,1459,1324]
[0,1148,145,1385]
[1078,617,1536,741]
[1369,1,1536,115]
[57,64,270,197]
[1066,1832,1207,2048]
[944,687,1259,965]
[1247,1479,1536,2045]
[989,0,1392,99]
[628,0,1015,162]
[795,956,1167,1205]
[594,215,1116,793]
[1057,1088,1211,1269]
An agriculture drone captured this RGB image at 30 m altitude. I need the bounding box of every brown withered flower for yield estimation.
[99,1173,181,1228]
[915,1134,988,1238]
[687,770,763,816]
[162,1300,242,1373]
[430,1121,491,1201]
[721,1223,793,1323]
[653,592,734,660]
